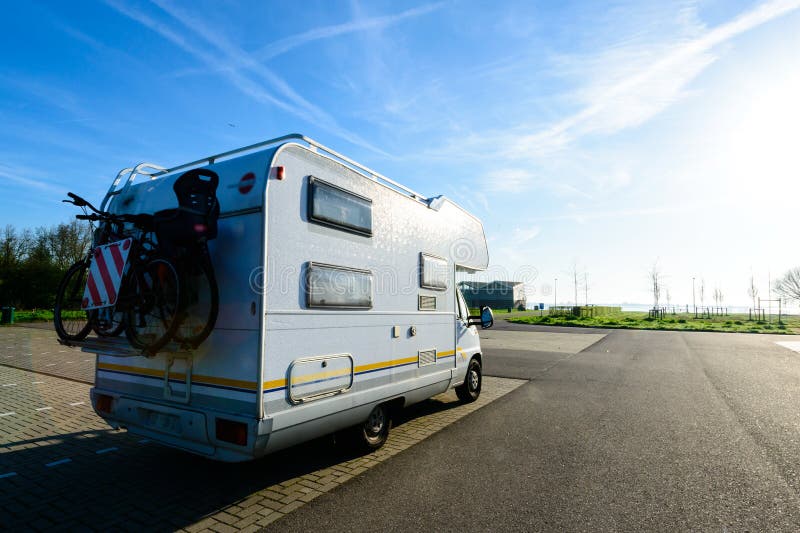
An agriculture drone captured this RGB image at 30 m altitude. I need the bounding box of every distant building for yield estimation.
[459,281,526,310]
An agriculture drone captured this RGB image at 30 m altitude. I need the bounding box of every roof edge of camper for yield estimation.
[100,134,431,212]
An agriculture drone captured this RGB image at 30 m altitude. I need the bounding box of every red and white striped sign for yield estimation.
[82,238,133,310]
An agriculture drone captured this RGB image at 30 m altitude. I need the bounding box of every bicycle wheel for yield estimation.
[124,258,181,354]
[54,260,94,341]
[93,307,125,337]
[173,258,218,348]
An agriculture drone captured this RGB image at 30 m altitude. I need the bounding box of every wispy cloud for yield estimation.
[254,3,445,61]
[528,204,690,224]
[0,74,87,119]
[104,0,390,155]
[512,226,541,243]
[483,167,592,198]
[0,163,66,194]
[420,0,800,198]
[502,0,800,159]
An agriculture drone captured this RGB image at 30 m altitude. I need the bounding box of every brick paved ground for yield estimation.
[0,325,525,531]
[0,323,95,384]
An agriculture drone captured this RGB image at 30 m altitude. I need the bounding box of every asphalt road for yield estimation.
[275,322,800,531]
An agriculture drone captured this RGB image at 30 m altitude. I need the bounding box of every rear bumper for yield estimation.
[90,387,263,462]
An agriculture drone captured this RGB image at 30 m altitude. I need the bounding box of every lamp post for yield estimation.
[554,278,558,309]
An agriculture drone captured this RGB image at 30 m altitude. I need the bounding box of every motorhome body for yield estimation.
[87,134,490,461]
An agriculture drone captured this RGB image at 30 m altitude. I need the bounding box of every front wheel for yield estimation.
[54,260,93,342]
[455,357,482,403]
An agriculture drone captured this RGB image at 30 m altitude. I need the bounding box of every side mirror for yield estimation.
[467,306,494,329]
[480,306,494,329]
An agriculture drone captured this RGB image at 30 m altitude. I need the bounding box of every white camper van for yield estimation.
[78,134,492,462]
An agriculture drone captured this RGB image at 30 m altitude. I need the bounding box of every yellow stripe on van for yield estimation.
[97,362,259,391]
[99,347,467,393]
[354,356,418,374]
[290,367,351,386]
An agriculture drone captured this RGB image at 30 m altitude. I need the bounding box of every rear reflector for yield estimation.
[96,394,113,414]
[216,418,247,446]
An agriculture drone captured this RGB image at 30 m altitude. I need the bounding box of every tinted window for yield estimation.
[420,253,448,290]
[306,262,372,308]
[309,176,372,236]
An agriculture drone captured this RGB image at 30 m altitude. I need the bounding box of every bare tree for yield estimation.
[666,288,671,308]
[699,278,705,307]
[47,221,92,270]
[712,287,724,307]
[748,272,759,310]
[775,267,800,302]
[573,261,579,306]
[0,225,27,270]
[649,261,662,309]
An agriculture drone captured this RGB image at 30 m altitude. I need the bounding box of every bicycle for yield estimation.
[54,193,182,354]
[55,168,220,353]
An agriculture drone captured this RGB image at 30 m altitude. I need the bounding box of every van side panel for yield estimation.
[260,144,471,451]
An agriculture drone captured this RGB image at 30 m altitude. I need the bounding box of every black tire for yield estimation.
[93,308,125,337]
[172,257,218,348]
[124,258,181,354]
[344,403,392,452]
[54,260,94,342]
[455,357,482,403]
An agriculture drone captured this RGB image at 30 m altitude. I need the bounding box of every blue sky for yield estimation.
[2,0,800,307]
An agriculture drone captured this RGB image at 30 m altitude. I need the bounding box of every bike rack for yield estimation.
[57,336,193,359]
[164,354,192,404]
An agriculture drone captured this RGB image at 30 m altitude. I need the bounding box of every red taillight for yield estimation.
[275,166,285,180]
[96,394,113,414]
[216,418,247,446]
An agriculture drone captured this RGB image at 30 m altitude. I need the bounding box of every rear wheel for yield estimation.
[343,403,391,452]
[455,357,482,403]
[54,260,93,342]
[172,257,218,348]
[125,258,181,354]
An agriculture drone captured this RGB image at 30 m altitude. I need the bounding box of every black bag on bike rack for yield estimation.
[154,168,220,248]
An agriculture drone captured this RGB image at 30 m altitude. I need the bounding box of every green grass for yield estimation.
[0,309,87,325]
[505,310,800,335]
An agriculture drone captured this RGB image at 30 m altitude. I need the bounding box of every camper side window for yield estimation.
[308,176,373,236]
[305,262,373,309]
[420,253,448,290]
[456,288,469,321]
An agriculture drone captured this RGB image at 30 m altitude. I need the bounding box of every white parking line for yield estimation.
[776,341,800,353]
[95,447,118,454]
[0,412,15,417]
[83,359,92,362]
[0,472,17,479]
[32,381,44,384]
[40,352,50,355]
[35,406,53,412]
[68,402,85,406]
[66,361,74,364]
[45,458,71,468]
[46,363,57,367]
[2,383,17,387]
